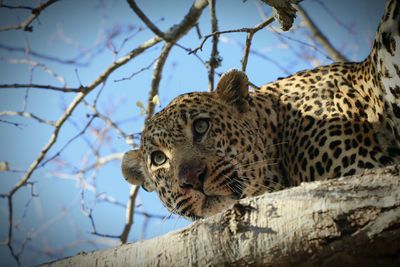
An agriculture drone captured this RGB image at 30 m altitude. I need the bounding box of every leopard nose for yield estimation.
[178,161,207,190]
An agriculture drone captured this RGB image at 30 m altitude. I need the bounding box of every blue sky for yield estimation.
[0,0,384,266]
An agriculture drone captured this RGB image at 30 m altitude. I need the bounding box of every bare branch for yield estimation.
[190,17,275,55]
[1,57,67,85]
[0,0,59,32]
[0,43,89,66]
[39,114,97,168]
[241,16,275,71]
[126,0,166,39]
[195,23,202,39]
[1,4,35,11]
[114,58,158,82]
[146,42,174,121]
[297,5,348,62]
[0,84,81,92]
[207,0,219,92]
[84,102,129,139]
[120,185,140,244]
[0,118,24,128]
[0,111,56,126]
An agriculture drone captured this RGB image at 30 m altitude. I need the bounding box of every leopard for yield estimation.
[121,0,400,220]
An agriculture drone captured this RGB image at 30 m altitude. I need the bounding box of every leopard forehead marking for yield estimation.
[142,93,221,149]
[122,0,400,220]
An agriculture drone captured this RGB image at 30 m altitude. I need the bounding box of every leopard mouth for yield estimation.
[175,167,243,219]
[174,191,237,220]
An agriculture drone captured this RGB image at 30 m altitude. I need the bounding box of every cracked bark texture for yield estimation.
[40,165,400,267]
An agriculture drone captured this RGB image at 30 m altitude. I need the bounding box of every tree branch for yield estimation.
[207,0,219,92]
[0,83,81,92]
[145,42,173,120]
[0,0,59,32]
[126,0,166,39]
[0,111,56,126]
[120,185,140,244]
[241,16,275,71]
[297,5,348,62]
[190,17,275,55]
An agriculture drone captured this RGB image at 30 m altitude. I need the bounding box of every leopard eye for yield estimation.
[151,151,167,166]
[193,118,210,135]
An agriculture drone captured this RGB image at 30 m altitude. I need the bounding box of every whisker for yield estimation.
[237,175,286,191]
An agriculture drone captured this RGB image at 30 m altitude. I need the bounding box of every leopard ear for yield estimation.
[215,69,249,113]
[121,150,155,192]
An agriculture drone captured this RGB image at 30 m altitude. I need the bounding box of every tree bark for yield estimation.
[41,165,400,267]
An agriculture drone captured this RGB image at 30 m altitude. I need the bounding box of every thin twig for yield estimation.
[297,5,348,62]
[0,83,81,92]
[241,16,275,71]
[6,195,21,267]
[1,4,35,11]
[126,0,166,39]
[0,43,89,66]
[2,57,67,85]
[0,118,24,128]
[0,111,56,126]
[0,0,59,32]
[146,42,174,121]
[190,16,275,55]
[39,115,97,168]
[114,57,158,82]
[207,0,219,92]
[120,185,140,244]
[195,23,202,39]
[73,153,124,175]
[84,102,129,139]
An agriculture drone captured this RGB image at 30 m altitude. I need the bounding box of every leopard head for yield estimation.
[121,70,270,219]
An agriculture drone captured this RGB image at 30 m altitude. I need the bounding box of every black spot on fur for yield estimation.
[393,103,400,118]
[303,116,315,131]
[316,161,324,176]
[381,32,395,56]
[390,86,400,98]
[379,155,393,165]
[329,140,341,149]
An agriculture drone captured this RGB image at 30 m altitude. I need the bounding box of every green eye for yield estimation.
[151,151,167,166]
[193,119,210,135]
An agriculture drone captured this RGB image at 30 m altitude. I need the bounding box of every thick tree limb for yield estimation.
[41,165,400,267]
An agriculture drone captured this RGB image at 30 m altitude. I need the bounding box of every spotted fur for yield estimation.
[121,0,400,219]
